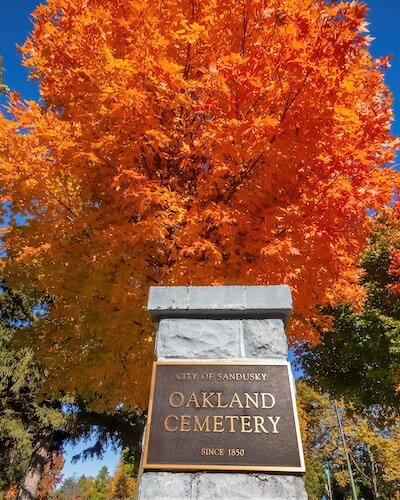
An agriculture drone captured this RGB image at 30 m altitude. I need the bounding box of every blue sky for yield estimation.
[61,438,119,479]
[1,0,399,481]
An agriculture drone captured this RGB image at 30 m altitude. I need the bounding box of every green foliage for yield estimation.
[52,475,95,499]
[302,449,326,499]
[110,470,129,499]
[0,277,144,496]
[110,449,138,498]
[299,219,400,413]
[0,266,144,495]
[0,279,66,491]
[52,457,137,500]
[120,447,140,478]
[65,401,145,471]
[91,466,110,500]
[51,441,140,499]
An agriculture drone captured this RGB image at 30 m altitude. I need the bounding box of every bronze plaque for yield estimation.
[143,361,305,472]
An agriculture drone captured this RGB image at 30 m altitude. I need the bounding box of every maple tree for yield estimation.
[0,0,399,408]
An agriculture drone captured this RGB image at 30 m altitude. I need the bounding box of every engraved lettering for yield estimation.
[164,415,179,432]
[185,392,200,408]
[261,393,276,409]
[201,448,224,456]
[225,415,239,432]
[202,392,216,408]
[213,415,224,432]
[253,415,269,433]
[169,392,184,408]
[216,392,229,408]
[267,416,280,433]
[229,392,244,408]
[193,415,210,432]
[240,415,252,433]
[147,364,302,470]
[244,393,259,408]
[180,415,191,432]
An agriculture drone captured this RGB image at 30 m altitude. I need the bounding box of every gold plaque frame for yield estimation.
[143,360,306,473]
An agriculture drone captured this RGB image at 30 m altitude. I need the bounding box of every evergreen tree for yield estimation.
[91,467,110,500]
[0,279,66,497]
[1,58,64,497]
[299,217,400,413]
[51,475,94,499]
[0,275,144,498]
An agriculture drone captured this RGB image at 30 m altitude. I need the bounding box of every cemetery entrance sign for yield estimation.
[143,361,305,472]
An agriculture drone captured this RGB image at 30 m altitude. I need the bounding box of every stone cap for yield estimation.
[148,286,293,324]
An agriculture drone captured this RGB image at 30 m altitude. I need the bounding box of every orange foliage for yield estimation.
[0,0,398,408]
[37,453,64,499]
[3,454,63,500]
[4,485,18,499]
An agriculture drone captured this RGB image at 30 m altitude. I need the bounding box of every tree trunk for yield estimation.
[17,429,54,500]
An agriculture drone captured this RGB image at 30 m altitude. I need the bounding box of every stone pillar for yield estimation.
[137,286,307,500]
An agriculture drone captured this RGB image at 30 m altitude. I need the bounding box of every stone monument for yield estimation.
[137,285,307,499]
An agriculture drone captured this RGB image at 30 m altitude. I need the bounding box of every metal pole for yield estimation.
[324,465,333,500]
[334,401,358,500]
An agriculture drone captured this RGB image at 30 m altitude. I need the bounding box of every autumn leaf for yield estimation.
[0,0,398,409]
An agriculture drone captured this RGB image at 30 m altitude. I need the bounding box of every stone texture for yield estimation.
[138,472,307,499]
[148,285,293,324]
[245,286,292,317]
[243,319,287,358]
[188,285,245,310]
[138,286,307,500]
[137,472,193,499]
[156,318,242,359]
[192,473,307,499]
[148,286,189,315]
